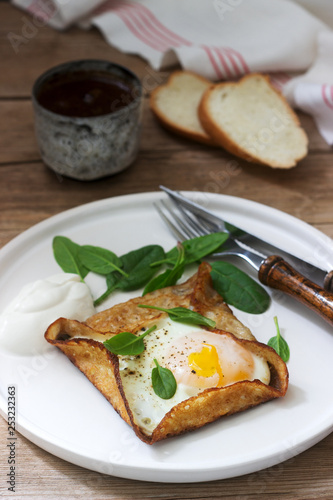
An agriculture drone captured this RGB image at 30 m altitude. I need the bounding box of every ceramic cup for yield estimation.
[32,60,143,181]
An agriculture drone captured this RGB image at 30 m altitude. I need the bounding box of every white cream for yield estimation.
[0,274,95,356]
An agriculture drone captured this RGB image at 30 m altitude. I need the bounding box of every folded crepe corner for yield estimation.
[45,262,288,444]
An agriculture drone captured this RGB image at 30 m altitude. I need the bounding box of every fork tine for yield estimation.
[156,198,225,243]
[170,198,225,237]
[156,195,265,271]
[189,211,218,234]
[171,192,222,233]
[173,203,209,237]
[154,201,193,240]
[160,185,226,232]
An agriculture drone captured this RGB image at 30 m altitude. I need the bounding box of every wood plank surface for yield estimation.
[0,414,332,500]
[0,2,333,499]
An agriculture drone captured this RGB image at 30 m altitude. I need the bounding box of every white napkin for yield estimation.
[12,0,333,144]
[11,0,105,30]
[284,31,333,144]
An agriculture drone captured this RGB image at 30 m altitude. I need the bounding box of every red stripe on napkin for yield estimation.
[123,1,192,47]
[202,45,249,80]
[27,0,56,21]
[322,84,333,110]
[224,48,250,75]
[114,6,168,51]
[222,49,242,77]
[268,72,291,90]
[214,48,234,78]
[201,46,224,79]
[93,0,192,52]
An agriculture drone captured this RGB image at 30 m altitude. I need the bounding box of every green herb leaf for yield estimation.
[103,325,157,356]
[52,236,89,280]
[143,243,185,295]
[94,245,165,305]
[268,316,290,362]
[142,266,184,296]
[165,232,229,266]
[138,304,216,328]
[224,222,243,237]
[78,245,127,276]
[152,359,177,399]
[112,245,165,290]
[210,261,270,314]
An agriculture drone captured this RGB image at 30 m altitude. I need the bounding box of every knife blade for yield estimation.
[160,185,333,292]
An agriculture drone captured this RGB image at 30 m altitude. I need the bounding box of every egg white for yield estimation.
[118,317,270,435]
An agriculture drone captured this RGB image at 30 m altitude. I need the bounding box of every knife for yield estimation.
[160,185,333,293]
[158,186,333,326]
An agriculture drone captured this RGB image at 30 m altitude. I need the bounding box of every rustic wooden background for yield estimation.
[0,2,332,498]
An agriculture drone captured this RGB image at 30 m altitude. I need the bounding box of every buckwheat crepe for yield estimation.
[45,262,288,444]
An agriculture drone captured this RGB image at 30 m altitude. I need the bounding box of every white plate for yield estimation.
[0,191,333,483]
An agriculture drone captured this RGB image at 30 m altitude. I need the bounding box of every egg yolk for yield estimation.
[166,331,257,390]
[188,344,224,386]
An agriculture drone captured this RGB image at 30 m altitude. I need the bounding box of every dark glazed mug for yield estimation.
[32,60,143,180]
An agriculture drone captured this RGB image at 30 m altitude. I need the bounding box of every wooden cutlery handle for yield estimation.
[259,255,333,326]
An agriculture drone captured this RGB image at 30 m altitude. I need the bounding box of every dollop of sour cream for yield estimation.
[0,274,95,356]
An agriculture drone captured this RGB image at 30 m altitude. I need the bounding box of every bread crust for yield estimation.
[150,70,217,146]
[199,73,308,168]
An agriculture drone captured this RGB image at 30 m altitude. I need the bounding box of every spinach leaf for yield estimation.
[138,305,216,328]
[103,325,156,356]
[94,245,165,305]
[52,236,89,280]
[142,243,185,295]
[210,261,270,314]
[152,359,177,399]
[165,232,229,266]
[224,222,243,237]
[268,316,290,362]
[78,245,127,276]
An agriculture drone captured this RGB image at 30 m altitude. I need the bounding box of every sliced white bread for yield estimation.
[150,71,216,146]
[199,73,308,168]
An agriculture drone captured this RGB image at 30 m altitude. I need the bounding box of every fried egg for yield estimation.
[119,317,270,435]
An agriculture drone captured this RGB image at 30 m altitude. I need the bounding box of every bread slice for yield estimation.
[199,73,308,168]
[150,71,216,145]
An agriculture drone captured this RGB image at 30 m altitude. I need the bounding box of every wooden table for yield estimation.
[1,3,333,498]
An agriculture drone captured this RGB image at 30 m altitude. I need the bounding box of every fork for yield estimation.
[155,198,333,326]
[159,185,333,292]
[155,199,265,271]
